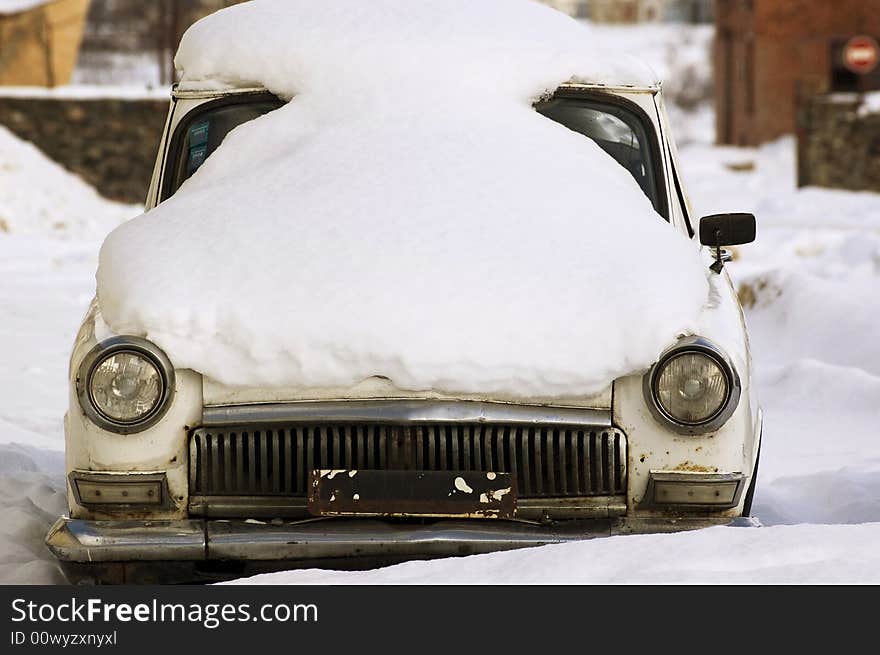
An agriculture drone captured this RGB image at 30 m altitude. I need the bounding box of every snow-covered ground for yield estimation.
[0,126,139,584]
[1,20,878,584]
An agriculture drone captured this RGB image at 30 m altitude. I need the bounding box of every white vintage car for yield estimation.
[46,79,761,584]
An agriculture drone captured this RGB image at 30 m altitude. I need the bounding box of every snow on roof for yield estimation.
[174,0,661,94]
[97,0,708,397]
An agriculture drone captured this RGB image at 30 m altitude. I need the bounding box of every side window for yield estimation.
[536,96,665,217]
[163,95,284,200]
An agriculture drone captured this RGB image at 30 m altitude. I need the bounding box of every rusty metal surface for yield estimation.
[308,470,516,519]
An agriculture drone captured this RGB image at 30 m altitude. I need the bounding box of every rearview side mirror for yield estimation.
[699,213,756,273]
[699,213,756,247]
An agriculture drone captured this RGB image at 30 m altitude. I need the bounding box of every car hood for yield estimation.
[201,375,613,410]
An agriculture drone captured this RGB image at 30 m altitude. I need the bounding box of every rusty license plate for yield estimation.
[308,470,517,519]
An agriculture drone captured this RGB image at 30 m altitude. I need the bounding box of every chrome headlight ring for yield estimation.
[75,336,175,434]
[643,336,741,435]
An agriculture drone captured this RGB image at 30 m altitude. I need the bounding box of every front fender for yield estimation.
[614,261,760,516]
[65,299,202,520]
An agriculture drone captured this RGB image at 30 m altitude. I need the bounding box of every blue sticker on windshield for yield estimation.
[188,144,208,175]
[189,120,210,147]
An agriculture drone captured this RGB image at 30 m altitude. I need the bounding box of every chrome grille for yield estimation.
[190,423,626,499]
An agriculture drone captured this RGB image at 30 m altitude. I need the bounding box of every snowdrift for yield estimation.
[97,0,709,396]
[0,125,135,238]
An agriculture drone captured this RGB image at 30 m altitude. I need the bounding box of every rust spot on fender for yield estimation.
[672,461,719,473]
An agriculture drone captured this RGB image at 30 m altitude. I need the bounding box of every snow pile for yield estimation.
[0,235,97,585]
[173,0,658,95]
[0,125,137,238]
[97,0,708,397]
[229,523,880,584]
[0,126,140,584]
[0,445,66,585]
[857,91,880,117]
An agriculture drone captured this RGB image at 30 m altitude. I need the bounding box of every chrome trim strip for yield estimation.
[201,400,612,427]
[188,495,309,518]
[186,494,628,520]
[560,82,661,93]
[45,518,206,563]
[172,85,272,99]
[171,82,659,100]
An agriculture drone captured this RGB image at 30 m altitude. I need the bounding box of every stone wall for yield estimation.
[797,93,880,192]
[0,94,169,204]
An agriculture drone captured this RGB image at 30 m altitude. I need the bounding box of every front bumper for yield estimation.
[46,515,759,584]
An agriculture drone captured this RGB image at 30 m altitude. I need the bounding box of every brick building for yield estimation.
[716,0,880,146]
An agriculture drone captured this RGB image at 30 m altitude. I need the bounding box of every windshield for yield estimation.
[164,92,663,215]
[163,94,284,199]
[535,94,664,216]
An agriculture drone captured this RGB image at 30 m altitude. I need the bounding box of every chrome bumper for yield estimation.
[47,515,759,566]
[46,517,605,565]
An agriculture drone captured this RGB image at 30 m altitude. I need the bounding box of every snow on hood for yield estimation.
[96,0,709,398]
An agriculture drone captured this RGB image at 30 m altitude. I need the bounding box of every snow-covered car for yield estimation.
[45,1,761,584]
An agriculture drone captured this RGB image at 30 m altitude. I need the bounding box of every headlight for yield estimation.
[644,337,740,434]
[76,337,175,433]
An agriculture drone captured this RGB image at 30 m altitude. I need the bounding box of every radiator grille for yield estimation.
[190,423,626,499]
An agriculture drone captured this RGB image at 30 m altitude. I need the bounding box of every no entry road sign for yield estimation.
[843,35,880,75]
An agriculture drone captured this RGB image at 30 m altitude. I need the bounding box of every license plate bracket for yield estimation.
[308,470,517,519]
